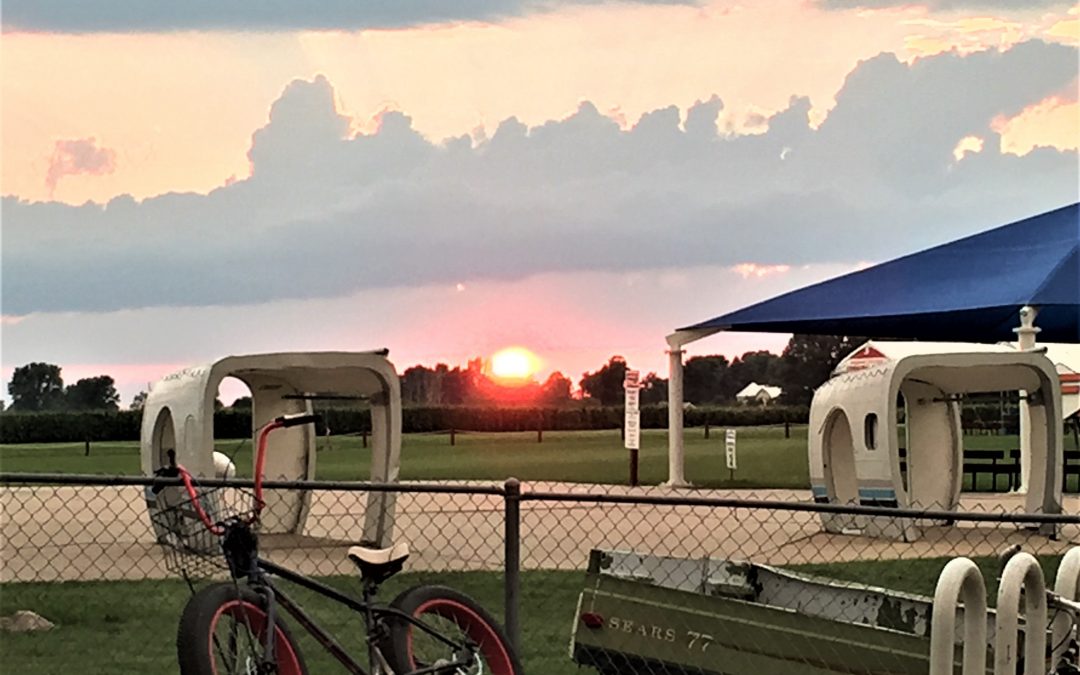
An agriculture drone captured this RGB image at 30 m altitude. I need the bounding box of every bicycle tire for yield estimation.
[381,584,523,675]
[177,582,309,675]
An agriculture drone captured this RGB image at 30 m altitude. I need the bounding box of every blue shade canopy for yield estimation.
[681,203,1080,343]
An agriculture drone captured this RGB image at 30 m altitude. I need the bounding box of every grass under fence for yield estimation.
[1,570,580,675]
[3,554,1067,674]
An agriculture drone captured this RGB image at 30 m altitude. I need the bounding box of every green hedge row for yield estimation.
[0,404,810,444]
[0,411,144,444]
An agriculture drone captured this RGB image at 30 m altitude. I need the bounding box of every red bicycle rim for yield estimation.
[407,598,516,675]
[207,599,303,675]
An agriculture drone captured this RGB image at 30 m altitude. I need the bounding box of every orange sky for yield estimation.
[3,0,1075,205]
[1,1,1077,406]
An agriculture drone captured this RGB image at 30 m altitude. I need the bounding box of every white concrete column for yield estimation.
[1014,306,1039,494]
[664,328,718,488]
[666,346,688,487]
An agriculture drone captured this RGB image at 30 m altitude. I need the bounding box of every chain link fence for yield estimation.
[2,473,1078,673]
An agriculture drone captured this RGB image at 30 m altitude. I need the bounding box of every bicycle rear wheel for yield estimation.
[381,584,523,675]
[177,582,308,675]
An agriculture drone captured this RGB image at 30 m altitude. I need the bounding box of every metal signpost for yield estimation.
[725,428,737,481]
[625,370,641,486]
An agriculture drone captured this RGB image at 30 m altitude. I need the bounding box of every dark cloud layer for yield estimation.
[1,0,692,34]
[2,40,1077,315]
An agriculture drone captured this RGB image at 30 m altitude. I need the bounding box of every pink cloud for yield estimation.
[45,137,117,196]
[732,263,792,279]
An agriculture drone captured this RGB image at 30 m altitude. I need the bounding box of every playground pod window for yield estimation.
[864,413,878,450]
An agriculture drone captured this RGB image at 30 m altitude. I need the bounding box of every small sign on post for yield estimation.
[624,370,641,486]
[725,428,737,480]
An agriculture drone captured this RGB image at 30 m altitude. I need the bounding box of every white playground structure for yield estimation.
[809,340,1073,539]
[141,351,402,546]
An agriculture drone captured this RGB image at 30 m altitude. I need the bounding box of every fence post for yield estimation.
[503,477,521,652]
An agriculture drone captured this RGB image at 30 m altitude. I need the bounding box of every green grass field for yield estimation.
[0,427,812,489]
[0,570,578,675]
[3,425,1077,491]
[2,554,1064,675]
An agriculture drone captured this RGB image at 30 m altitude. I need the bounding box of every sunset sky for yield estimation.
[2,0,1078,405]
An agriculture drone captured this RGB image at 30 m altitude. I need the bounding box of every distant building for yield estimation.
[736,383,783,406]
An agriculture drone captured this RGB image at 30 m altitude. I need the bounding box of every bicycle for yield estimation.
[148,413,524,675]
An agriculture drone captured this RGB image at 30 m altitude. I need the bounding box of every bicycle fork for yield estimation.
[253,583,279,674]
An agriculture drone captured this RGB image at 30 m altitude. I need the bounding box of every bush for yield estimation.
[0,410,142,444]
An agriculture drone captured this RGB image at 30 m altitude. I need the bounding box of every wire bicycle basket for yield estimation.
[149,484,261,579]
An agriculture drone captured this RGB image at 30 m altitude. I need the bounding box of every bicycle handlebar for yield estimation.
[171,414,321,536]
[276,413,320,428]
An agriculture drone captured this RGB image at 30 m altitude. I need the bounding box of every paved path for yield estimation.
[2,483,1077,582]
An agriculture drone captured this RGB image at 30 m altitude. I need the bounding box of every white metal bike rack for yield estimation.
[996,552,1048,675]
[1053,548,1080,668]
[930,557,987,675]
[932,549,1080,675]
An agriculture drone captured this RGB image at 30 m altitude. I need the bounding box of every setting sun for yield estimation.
[490,347,541,382]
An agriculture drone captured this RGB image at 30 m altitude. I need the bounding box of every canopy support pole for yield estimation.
[665,328,721,488]
[666,345,688,487]
[1015,305,1040,494]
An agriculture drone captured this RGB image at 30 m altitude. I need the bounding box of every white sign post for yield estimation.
[725,428,737,480]
[624,370,641,486]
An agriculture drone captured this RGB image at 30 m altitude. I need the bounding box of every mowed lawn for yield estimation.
[0,570,582,675]
[3,554,1065,675]
[4,426,1075,490]
[0,426,811,489]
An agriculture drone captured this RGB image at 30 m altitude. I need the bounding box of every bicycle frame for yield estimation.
[246,557,477,675]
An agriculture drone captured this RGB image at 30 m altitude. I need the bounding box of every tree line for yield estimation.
[3,335,866,413]
[4,362,121,412]
[572,334,865,407]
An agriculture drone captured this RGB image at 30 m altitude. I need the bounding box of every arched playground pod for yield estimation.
[809,341,1064,539]
[141,351,402,546]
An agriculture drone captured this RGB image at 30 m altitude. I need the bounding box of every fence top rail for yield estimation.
[1,472,1077,525]
[520,489,1080,525]
[0,472,508,495]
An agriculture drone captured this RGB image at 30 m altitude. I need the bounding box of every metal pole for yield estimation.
[503,477,521,652]
[1014,305,1039,494]
[666,346,687,486]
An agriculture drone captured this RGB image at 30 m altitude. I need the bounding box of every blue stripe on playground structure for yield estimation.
[810,485,897,500]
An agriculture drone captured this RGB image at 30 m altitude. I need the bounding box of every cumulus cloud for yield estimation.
[44,138,117,196]
[1,0,696,34]
[2,39,1076,315]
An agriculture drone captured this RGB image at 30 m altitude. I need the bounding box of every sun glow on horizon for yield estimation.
[490,347,541,382]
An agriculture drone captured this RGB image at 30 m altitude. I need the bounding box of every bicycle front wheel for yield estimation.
[381,584,523,675]
[177,582,309,675]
